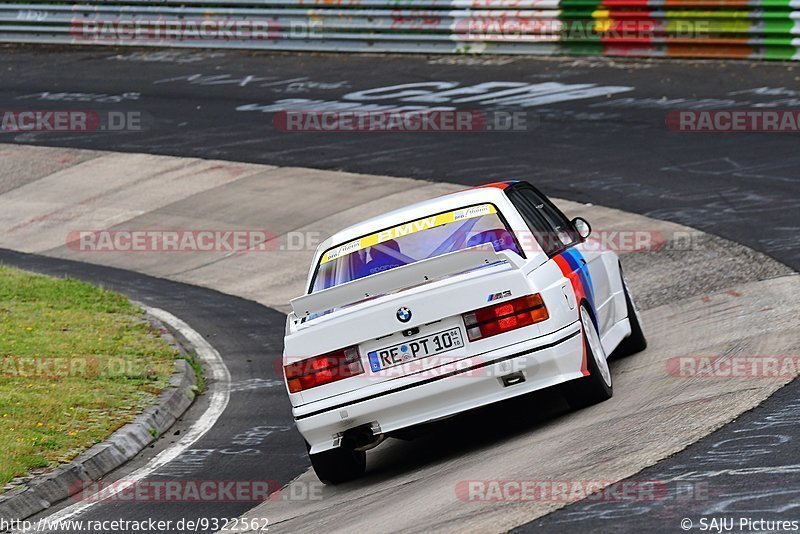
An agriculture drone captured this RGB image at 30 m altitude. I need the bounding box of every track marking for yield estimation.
[19,305,231,527]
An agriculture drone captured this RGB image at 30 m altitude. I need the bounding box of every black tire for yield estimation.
[613,269,647,358]
[562,304,613,410]
[308,444,366,485]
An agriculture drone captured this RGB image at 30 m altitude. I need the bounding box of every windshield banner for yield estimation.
[320,204,497,265]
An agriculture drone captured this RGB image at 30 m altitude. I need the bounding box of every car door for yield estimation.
[506,184,615,337]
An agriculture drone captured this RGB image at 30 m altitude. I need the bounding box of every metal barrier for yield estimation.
[1,0,798,60]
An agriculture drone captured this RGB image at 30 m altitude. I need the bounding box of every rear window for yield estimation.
[310,203,520,293]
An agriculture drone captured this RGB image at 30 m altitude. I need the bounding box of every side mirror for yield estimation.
[571,217,591,241]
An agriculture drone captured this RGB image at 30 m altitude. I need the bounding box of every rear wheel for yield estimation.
[613,269,647,357]
[563,304,613,409]
[308,444,366,485]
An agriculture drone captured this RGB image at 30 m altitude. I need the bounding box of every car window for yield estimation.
[310,203,521,294]
[508,186,577,256]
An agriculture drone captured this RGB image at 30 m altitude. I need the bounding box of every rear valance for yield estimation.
[291,243,525,318]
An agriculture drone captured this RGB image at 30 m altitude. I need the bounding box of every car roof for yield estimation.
[318,181,517,254]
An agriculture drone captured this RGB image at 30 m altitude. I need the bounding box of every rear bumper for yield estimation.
[295,323,584,453]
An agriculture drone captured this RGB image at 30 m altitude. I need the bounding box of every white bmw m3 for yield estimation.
[282,181,647,484]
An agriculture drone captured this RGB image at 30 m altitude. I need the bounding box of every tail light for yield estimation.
[284,346,364,393]
[463,294,549,341]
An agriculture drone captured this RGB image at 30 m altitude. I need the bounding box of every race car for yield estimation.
[282,181,647,484]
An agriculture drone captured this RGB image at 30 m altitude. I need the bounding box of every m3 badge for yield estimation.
[487,290,512,302]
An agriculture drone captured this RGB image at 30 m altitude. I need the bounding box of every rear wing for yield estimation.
[290,243,526,318]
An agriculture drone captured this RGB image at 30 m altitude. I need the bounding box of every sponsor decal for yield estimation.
[320,204,497,264]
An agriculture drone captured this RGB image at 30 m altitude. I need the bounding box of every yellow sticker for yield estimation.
[320,204,497,264]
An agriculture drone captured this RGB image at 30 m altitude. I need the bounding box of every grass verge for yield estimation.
[0,265,178,489]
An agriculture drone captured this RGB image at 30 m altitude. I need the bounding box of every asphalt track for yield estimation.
[1,46,799,532]
[1,46,799,270]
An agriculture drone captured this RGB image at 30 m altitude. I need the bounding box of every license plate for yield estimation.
[368,327,464,372]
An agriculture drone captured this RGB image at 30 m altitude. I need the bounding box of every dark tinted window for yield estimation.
[507,185,577,256]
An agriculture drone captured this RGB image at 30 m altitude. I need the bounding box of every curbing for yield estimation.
[0,312,199,522]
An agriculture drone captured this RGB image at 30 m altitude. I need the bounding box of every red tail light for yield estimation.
[284,346,364,393]
[463,294,549,341]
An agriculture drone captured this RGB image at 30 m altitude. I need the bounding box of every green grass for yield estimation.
[180,354,206,394]
[0,265,179,488]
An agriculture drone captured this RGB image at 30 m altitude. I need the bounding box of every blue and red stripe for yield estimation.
[470,180,519,191]
[553,248,597,376]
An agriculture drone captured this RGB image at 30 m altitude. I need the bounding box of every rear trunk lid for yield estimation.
[284,245,537,404]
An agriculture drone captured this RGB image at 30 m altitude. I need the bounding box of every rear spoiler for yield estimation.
[290,243,526,318]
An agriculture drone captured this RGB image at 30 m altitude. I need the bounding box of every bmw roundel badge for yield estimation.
[396,307,412,323]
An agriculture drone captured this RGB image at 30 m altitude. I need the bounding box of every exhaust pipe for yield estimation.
[342,423,385,451]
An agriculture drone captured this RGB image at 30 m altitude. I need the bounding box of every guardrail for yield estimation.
[1,0,798,60]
